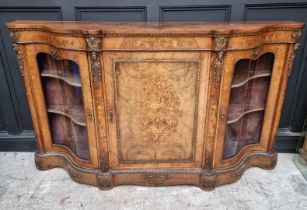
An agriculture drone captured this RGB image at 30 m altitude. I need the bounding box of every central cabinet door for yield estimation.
[104,52,210,169]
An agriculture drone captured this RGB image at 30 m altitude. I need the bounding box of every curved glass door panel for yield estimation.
[223,53,274,160]
[37,53,89,160]
[49,114,89,159]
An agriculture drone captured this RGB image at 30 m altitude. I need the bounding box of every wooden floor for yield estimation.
[0,153,306,210]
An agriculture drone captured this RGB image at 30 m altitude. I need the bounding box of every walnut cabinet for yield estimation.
[7,21,304,190]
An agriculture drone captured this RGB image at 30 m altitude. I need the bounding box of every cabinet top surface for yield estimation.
[7,21,304,36]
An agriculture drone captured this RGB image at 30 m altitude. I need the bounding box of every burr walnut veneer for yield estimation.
[7,21,304,190]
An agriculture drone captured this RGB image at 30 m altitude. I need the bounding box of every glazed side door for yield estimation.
[24,44,98,168]
[214,44,290,168]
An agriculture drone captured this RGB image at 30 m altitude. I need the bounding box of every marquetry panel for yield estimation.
[113,60,200,163]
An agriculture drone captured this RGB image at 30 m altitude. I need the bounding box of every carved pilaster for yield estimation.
[86,35,102,51]
[288,43,300,76]
[203,95,218,171]
[88,52,101,87]
[10,31,19,43]
[12,43,24,77]
[214,36,227,51]
[100,153,110,172]
[288,29,302,76]
[86,35,102,88]
[95,96,109,172]
[203,156,213,172]
[213,36,227,87]
[292,30,302,43]
[86,35,109,173]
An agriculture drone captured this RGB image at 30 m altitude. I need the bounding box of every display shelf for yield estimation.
[47,104,86,126]
[49,113,89,160]
[223,111,265,159]
[227,107,265,124]
[41,69,81,87]
[231,73,271,88]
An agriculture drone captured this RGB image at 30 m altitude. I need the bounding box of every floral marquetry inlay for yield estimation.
[138,73,182,144]
[114,60,200,163]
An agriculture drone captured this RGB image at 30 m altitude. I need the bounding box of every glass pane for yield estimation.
[223,53,274,160]
[37,53,89,160]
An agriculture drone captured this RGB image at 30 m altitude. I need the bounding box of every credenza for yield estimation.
[7,21,304,190]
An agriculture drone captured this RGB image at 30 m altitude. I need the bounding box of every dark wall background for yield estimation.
[0,0,306,152]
